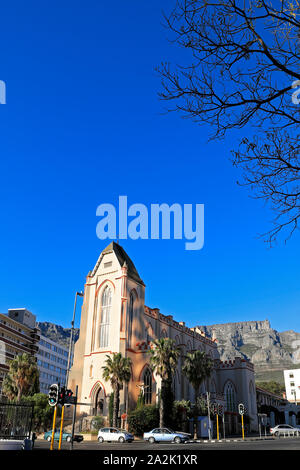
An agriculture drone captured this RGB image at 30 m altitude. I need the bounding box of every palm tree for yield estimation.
[182,350,213,438]
[149,338,180,427]
[2,353,40,402]
[102,353,132,427]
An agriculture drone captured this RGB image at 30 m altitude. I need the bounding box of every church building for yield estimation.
[68,242,258,433]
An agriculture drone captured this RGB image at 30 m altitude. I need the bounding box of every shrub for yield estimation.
[128,405,159,436]
[173,400,191,431]
[91,415,105,430]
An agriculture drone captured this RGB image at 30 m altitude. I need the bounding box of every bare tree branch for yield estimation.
[158,0,300,244]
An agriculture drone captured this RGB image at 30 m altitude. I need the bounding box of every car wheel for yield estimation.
[174,436,181,444]
[118,436,125,443]
[149,437,155,444]
[47,436,52,442]
[274,432,279,437]
[66,436,72,443]
[98,436,104,443]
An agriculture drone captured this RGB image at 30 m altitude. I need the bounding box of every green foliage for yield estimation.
[173,400,191,431]
[128,405,159,436]
[2,354,40,401]
[182,350,213,404]
[256,381,285,397]
[91,415,105,430]
[196,397,208,416]
[148,338,180,427]
[20,393,54,432]
[102,353,132,428]
[148,338,180,382]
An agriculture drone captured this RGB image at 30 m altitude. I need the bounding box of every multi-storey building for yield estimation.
[284,369,300,405]
[37,336,70,394]
[69,242,258,432]
[0,308,40,393]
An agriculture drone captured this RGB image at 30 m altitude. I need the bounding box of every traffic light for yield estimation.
[238,403,245,415]
[65,389,73,403]
[48,384,59,407]
[58,386,66,405]
[218,404,224,416]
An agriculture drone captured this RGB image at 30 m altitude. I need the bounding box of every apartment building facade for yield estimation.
[0,308,40,393]
[37,335,70,393]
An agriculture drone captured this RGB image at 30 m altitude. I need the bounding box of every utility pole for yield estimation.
[66,291,83,387]
[70,385,78,451]
[206,392,212,440]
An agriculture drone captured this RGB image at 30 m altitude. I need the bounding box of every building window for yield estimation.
[128,292,134,346]
[289,374,294,378]
[99,286,112,348]
[225,382,236,412]
[143,368,152,405]
[290,382,295,387]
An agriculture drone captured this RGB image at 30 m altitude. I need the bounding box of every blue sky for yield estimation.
[0,1,299,333]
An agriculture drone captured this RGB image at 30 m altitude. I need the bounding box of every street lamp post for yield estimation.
[65,291,83,387]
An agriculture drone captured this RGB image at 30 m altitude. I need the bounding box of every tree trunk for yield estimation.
[17,386,23,403]
[194,386,199,440]
[113,385,120,428]
[159,384,164,428]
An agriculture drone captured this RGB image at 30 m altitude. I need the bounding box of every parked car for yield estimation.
[143,428,191,444]
[44,430,84,442]
[97,427,134,443]
[270,424,300,437]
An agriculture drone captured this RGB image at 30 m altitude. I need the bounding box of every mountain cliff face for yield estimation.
[37,321,79,349]
[198,320,300,383]
[38,319,300,384]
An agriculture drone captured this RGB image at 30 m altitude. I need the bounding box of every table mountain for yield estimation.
[37,321,79,349]
[198,320,300,383]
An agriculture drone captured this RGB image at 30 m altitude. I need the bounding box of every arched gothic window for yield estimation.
[225,381,236,412]
[128,292,134,346]
[143,368,153,405]
[99,286,112,348]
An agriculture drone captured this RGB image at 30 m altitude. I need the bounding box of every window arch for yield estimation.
[224,381,236,412]
[128,292,134,346]
[99,286,112,348]
[143,368,153,405]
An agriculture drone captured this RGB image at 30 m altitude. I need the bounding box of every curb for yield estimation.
[184,437,276,444]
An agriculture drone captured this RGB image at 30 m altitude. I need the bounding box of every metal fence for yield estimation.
[0,402,34,440]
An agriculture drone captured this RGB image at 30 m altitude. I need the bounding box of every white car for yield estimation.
[97,427,134,443]
[270,424,300,437]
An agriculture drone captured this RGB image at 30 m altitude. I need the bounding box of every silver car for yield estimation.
[270,424,300,437]
[97,427,134,443]
[143,428,191,444]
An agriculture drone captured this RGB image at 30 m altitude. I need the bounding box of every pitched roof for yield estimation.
[92,242,145,285]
